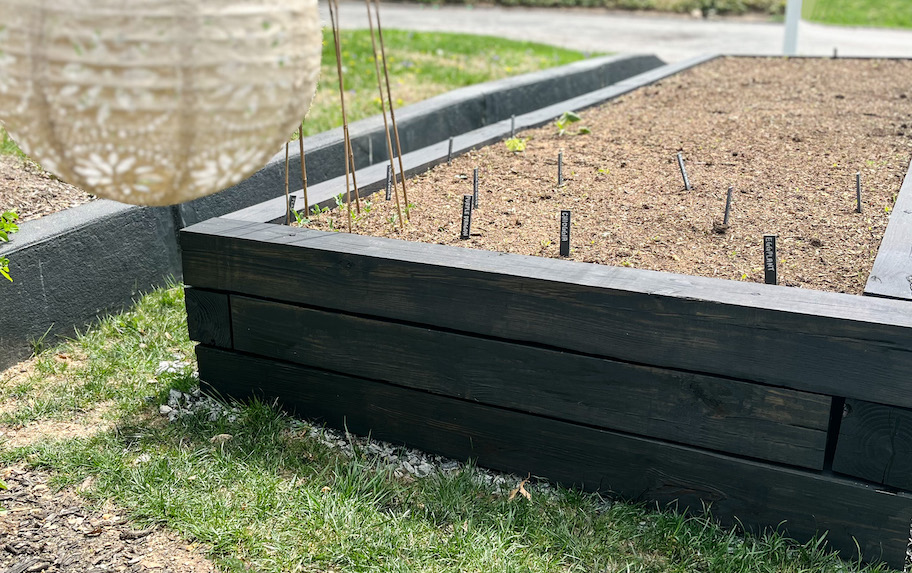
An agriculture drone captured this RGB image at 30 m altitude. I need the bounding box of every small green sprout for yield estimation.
[505,137,527,152]
[555,111,590,136]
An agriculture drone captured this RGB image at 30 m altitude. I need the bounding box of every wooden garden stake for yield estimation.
[473,167,479,209]
[447,137,454,164]
[856,172,862,213]
[347,135,361,214]
[365,0,403,229]
[764,234,778,285]
[328,0,353,232]
[723,186,733,226]
[558,150,564,187]
[372,0,410,217]
[299,124,308,214]
[284,141,291,225]
[560,210,571,256]
[676,152,692,191]
[460,195,473,239]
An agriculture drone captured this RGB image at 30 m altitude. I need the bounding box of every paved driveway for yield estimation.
[323,1,912,63]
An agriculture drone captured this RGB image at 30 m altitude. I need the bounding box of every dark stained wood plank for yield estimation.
[231,295,830,469]
[866,159,912,301]
[184,288,231,349]
[181,219,912,408]
[833,399,912,490]
[195,345,912,569]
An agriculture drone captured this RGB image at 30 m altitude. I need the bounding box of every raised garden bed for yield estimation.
[182,55,912,568]
[0,53,660,370]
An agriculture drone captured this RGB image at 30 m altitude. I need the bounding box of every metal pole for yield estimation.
[783,0,802,56]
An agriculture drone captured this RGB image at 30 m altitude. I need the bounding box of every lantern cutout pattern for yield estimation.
[0,0,321,206]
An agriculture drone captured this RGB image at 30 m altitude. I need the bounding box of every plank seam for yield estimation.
[199,343,838,476]
[222,292,837,400]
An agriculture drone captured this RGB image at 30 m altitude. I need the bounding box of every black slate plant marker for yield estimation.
[460,195,473,240]
[856,172,862,213]
[764,234,778,285]
[676,152,692,191]
[385,164,392,201]
[558,150,564,187]
[289,195,297,216]
[447,137,454,164]
[560,210,571,257]
[510,114,516,137]
[473,167,479,209]
[723,186,733,226]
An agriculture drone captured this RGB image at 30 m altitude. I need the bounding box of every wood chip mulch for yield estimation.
[0,156,94,223]
[0,466,216,573]
[303,56,912,295]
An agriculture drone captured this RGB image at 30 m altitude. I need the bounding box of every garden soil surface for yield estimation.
[303,56,912,295]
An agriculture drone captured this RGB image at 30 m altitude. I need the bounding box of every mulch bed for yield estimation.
[303,56,912,295]
[0,156,94,223]
[0,466,215,573]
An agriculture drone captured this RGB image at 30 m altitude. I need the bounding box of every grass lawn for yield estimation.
[803,0,912,29]
[0,30,589,158]
[303,29,590,137]
[0,285,902,573]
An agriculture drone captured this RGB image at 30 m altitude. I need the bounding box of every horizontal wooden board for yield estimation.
[181,218,912,408]
[195,345,912,569]
[865,159,912,301]
[230,295,830,469]
[184,288,231,349]
[833,399,912,490]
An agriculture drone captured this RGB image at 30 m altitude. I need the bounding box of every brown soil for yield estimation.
[0,155,94,222]
[0,465,216,573]
[303,57,912,295]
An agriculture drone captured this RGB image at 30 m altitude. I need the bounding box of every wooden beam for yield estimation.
[833,399,912,490]
[181,218,912,408]
[230,295,830,469]
[865,159,912,301]
[195,345,912,569]
[184,287,231,349]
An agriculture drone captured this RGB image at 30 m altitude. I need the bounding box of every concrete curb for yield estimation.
[0,52,665,368]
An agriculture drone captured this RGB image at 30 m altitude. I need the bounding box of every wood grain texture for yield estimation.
[230,295,830,469]
[184,288,231,349]
[181,218,912,408]
[865,159,912,301]
[833,399,912,490]
[195,345,912,568]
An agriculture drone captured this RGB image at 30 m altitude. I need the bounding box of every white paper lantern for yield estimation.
[0,0,321,206]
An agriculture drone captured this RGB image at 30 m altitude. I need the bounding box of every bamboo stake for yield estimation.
[284,142,291,225]
[299,124,308,214]
[346,131,361,212]
[365,0,404,230]
[372,0,409,216]
[327,0,353,232]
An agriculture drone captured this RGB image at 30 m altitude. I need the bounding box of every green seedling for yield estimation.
[291,209,308,225]
[555,111,590,136]
[505,137,527,152]
[1,210,19,282]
